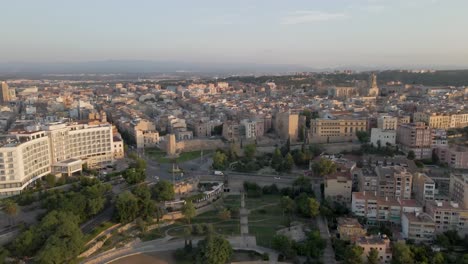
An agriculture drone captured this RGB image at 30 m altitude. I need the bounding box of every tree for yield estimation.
[281,137,291,156]
[295,193,318,217]
[212,151,228,170]
[271,148,284,172]
[45,174,56,187]
[280,196,295,215]
[3,200,18,218]
[244,144,256,159]
[356,131,370,143]
[432,252,445,264]
[182,201,196,224]
[152,180,175,201]
[344,245,364,264]
[307,197,320,218]
[392,242,414,264]
[301,109,312,128]
[309,144,323,157]
[312,158,337,176]
[115,191,139,223]
[218,208,231,221]
[122,168,145,184]
[407,150,416,160]
[196,234,233,264]
[272,234,294,258]
[35,217,84,264]
[284,153,294,171]
[367,248,379,264]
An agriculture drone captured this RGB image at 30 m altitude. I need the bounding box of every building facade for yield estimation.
[401,212,435,243]
[0,122,123,197]
[397,122,432,159]
[309,118,367,144]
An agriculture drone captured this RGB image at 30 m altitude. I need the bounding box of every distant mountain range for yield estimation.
[0,60,467,77]
[0,60,317,75]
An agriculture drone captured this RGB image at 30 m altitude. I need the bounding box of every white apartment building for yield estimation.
[0,122,123,197]
[413,172,435,205]
[352,191,422,225]
[401,212,435,243]
[0,132,51,197]
[370,128,396,147]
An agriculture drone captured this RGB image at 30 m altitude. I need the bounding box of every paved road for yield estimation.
[85,235,279,264]
[313,179,336,264]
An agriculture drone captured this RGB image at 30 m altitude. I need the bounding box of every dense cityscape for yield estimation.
[2,1,468,264]
[0,70,467,264]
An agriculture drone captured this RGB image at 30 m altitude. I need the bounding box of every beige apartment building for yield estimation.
[356,235,392,264]
[436,145,468,169]
[309,117,367,144]
[377,116,398,130]
[274,111,299,142]
[426,200,468,235]
[401,212,435,243]
[324,171,353,206]
[0,122,124,197]
[413,112,451,129]
[450,113,468,128]
[414,112,468,129]
[0,81,10,104]
[397,122,432,159]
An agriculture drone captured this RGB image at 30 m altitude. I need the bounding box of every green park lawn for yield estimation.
[140,194,298,247]
[145,148,212,163]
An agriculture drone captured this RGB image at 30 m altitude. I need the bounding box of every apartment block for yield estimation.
[450,113,468,128]
[401,212,435,243]
[449,173,468,209]
[377,116,398,130]
[356,235,392,264]
[351,191,422,225]
[375,166,412,200]
[324,171,352,206]
[309,117,367,144]
[426,200,468,235]
[413,112,451,129]
[222,121,240,142]
[397,122,432,159]
[412,172,435,205]
[370,128,396,147]
[437,146,468,169]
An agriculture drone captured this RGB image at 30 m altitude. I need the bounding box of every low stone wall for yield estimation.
[177,139,226,152]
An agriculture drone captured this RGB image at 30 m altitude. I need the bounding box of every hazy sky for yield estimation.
[1,0,468,68]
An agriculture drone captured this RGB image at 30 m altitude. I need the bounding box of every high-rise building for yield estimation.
[0,122,123,197]
[0,81,10,103]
